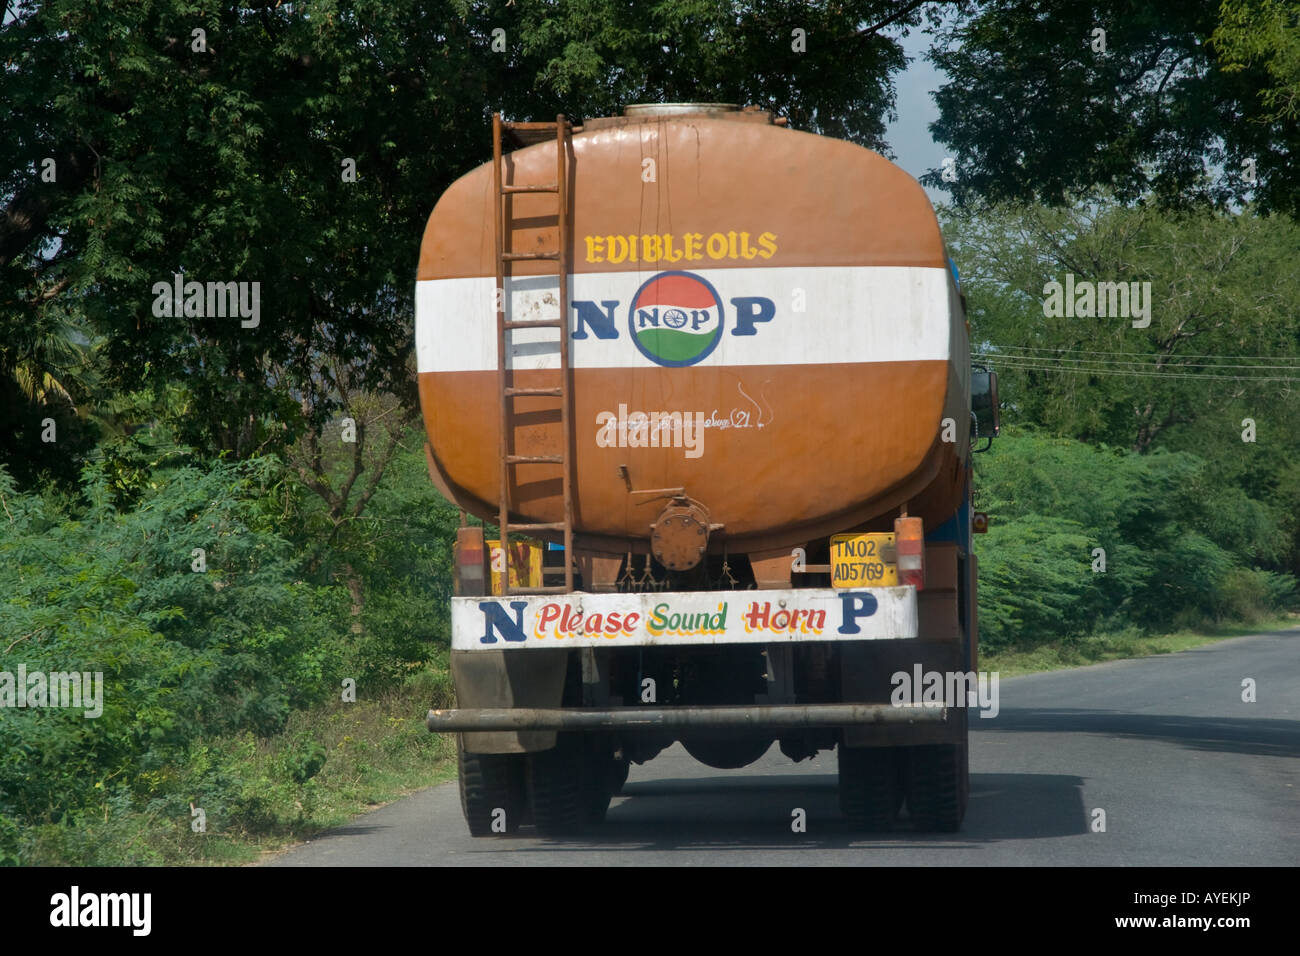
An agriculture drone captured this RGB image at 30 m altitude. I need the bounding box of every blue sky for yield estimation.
[884,24,950,204]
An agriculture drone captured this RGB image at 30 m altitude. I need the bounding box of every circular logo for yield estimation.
[627,271,725,367]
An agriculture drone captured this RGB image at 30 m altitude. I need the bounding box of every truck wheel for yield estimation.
[587,768,614,823]
[457,735,525,837]
[609,756,631,795]
[838,745,904,831]
[905,740,968,832]
[582,747,619,823]
[585,750,631,823]
[528,733,591,835]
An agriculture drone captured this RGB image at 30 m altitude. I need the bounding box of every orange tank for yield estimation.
[416,105,969,561]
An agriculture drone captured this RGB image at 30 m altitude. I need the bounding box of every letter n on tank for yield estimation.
[479,601,529,643]
[571,300,620,339]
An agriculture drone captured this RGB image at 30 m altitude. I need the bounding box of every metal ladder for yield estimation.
[492,112,574,594]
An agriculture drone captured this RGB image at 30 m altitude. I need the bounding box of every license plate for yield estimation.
[830,533,898,588]
[488,538,543,594]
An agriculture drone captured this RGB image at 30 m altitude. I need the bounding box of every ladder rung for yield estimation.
[506,455,563,465]
[506,585,571,595]
[502,183,558,194]
[502,251,559,262]
[505,387,563,397]
[503,319,563,330]
[505,122,564,131]
[507,522,567,532]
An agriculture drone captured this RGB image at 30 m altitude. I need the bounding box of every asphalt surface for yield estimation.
[267,629,1299,866]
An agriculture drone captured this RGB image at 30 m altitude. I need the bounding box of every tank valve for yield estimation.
[650,498,712,572]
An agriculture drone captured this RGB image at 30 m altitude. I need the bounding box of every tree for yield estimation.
[0,299,100,486]
[1213,0,1300,123]
[925,1,1300,215]
[949,197,1300,577]
[946,200,1300,453]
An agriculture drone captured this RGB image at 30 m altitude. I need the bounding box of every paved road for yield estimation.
[268,629,1299,866]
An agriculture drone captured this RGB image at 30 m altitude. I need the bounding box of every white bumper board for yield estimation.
[451,587,917,650]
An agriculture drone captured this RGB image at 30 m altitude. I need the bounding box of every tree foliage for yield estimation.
[0,457,340,829]
[926,1,1300,214]
[0,437,464,851]
[1212,0,1300,123]
[974,432,1297,648]
[946,200,1300,454]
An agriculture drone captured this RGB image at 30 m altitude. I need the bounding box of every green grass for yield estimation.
[14,663,461,866]
[983,614,1300,677]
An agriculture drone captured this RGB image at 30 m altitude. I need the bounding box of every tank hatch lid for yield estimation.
[581,103,783,132]
[624,103,740,117]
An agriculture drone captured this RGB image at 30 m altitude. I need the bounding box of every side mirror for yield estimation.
[971,367,1000,450]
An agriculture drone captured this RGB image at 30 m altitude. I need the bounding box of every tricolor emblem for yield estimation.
[628,271,725,367]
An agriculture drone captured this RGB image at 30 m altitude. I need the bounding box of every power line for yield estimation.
[979,343,1300,365]
[982,357,1300,382]
[975,349,1300,371]
[987,358,1299,381]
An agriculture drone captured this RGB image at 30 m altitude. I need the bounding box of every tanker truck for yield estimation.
[418,103,999,836]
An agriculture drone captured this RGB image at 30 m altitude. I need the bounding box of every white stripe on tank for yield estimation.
[415,265,952,373]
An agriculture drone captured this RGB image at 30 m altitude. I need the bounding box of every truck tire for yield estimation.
[457,735,525,837]
[587,766,615,823]
[585,743,628,823]
[528,733,590,835]
[905,740,968,832]
[609,756,631,795]
[838,745,904,831]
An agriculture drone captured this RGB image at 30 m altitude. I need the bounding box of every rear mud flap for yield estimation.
[451,648,568,753]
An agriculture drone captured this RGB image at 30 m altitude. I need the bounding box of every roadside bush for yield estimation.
[974,431,1298,647]
[0,459,348,844]
[1213,567,1299,624]
[974,515,1098,649]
